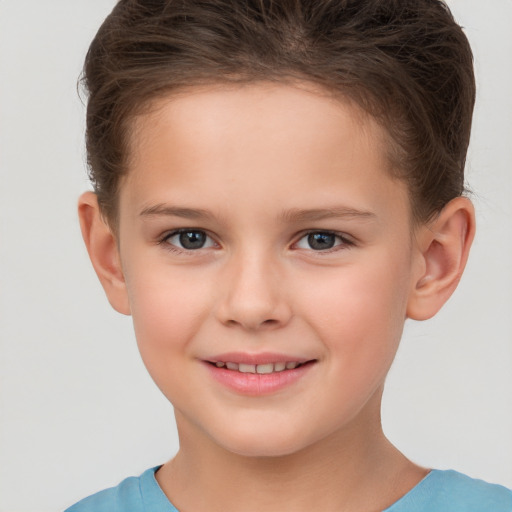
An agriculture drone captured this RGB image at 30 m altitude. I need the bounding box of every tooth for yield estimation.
[215,362,225,367]
[285,362,298,369]
[226,362,239,371]
[256,363,274,374]
[274,362,286,372]
[239,363,256,373]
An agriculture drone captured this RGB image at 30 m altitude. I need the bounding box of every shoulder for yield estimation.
[428,470,511,510]
[64,467,172,512]
[388,470,512,512]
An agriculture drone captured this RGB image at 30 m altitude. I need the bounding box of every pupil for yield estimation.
[179,231,206,249]
[308,232,335,250]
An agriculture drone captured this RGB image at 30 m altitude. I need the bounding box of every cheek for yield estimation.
[295,256,411,422]
[298,252,411,360]
[124,264,213,369]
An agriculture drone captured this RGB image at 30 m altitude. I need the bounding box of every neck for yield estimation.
[157,393,426,512]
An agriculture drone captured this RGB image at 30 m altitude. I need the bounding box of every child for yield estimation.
[66,0,512,510]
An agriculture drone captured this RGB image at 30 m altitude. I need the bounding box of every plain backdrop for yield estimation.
[0,1,511,511]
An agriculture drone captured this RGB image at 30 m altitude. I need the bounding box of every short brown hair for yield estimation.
[82,0,475,225]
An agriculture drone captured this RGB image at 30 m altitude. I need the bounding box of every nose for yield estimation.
[215,251,292,331]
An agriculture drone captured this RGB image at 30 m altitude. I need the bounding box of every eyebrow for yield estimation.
[140,204,214,220]
[140,204,376,223]
[279,207,377,223]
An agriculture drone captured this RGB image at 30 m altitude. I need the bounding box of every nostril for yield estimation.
[225,317,281,330]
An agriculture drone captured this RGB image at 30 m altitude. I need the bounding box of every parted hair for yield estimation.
[82,0,475,225]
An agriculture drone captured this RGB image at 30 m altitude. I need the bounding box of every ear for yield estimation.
[407,197,475,321]
[78,191,131,315]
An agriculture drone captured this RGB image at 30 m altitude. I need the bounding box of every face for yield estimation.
[116,83,422,457]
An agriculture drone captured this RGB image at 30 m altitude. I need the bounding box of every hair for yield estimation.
[82,0,475,226]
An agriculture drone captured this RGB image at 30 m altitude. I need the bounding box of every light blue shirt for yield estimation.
[65,466,512,511]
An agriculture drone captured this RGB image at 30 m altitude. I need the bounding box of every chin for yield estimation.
[227,441,297,458]
[212,424,321,459]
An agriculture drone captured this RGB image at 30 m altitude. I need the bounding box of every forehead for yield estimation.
[121,82,409,224]
[131,82,381,155]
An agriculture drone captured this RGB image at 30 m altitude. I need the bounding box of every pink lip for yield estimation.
[205,351,311,365]
[202,353,316,396]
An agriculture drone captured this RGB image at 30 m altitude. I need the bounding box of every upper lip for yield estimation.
[204,352,315,365]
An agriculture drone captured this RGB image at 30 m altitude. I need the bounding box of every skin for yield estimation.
[79,82,475,512]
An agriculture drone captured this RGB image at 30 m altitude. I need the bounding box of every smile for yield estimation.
[210,361,306,374]
[204,353,317,395]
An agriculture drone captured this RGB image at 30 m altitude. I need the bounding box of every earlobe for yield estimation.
[407,197,475,321]
[78,191,131,315]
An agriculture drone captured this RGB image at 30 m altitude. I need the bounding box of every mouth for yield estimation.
[206,360,314,374]
[203,353,317,395]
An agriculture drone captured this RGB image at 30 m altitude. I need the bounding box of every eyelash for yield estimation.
[294,230,355,253]
[158,229,355,254]
[158,229,217,254]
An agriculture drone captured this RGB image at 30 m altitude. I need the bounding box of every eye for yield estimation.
[162,229,216,251]
[295,231,351,251]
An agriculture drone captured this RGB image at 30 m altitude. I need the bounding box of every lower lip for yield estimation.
[203,362,315,396]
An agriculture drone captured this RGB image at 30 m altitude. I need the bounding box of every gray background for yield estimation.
[0,1,511,510]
